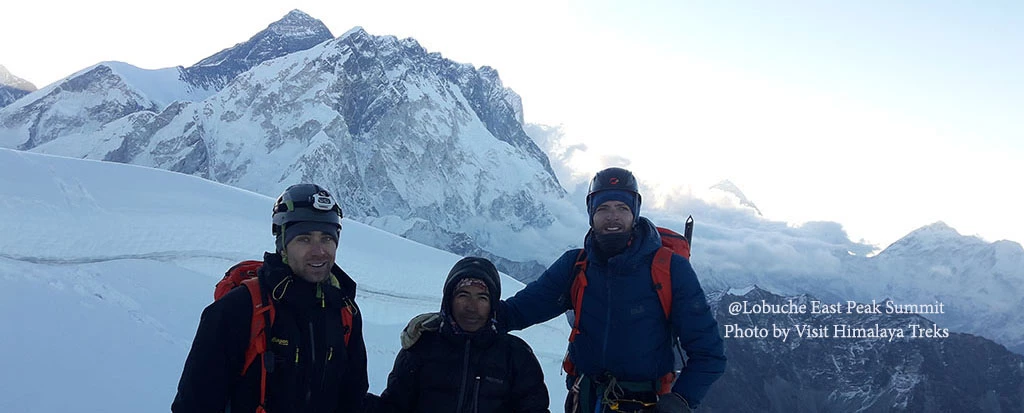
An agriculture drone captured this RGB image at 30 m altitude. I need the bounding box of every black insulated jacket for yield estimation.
[378,328,549,413]
[172,252,368,413]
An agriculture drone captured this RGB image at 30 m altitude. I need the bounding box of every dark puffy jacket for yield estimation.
[377,257,549,413]
[172,252,368,413]
[378,330,549,413]
[500,217,726,407]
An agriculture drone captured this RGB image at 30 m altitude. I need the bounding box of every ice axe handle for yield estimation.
[684,215,694,245]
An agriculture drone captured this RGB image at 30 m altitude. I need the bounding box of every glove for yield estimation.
[654,393,692,413]
[399,312,441,349]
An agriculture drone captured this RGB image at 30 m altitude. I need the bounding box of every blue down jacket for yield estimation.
[500,217,726,407]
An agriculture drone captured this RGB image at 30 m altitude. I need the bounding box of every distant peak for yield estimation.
[267,9,332,38]
[727,284,778,298]
[185,9,334,81]
[890,221,963,246]
[284,9,312,19]
[710,180,762,216]
[276,9,315,25]
[878,221,972,256]
[0,64,38,92]
[909,221,961,237]
[340,26,368,39]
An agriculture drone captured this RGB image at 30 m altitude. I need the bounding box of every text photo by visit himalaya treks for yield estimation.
[1,2,1022,412]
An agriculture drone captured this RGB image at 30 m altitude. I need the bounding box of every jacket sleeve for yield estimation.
[376,347,422,413]
[337,303,370,413]
[171,290,250,413]
[668,255,727,407]
[499,250,578,332]
[507,336,551,413]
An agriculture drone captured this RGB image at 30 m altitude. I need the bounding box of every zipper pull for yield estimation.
[295,347,300,364]
[327,347,334,361]
[317,283,325,308]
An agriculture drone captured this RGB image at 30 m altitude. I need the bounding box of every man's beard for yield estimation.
[595,231,632,257]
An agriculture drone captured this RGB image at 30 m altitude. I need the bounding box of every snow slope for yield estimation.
[0,148,570,412]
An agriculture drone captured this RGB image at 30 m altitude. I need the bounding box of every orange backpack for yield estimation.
[214,260,355,413]
[562,217,694,388]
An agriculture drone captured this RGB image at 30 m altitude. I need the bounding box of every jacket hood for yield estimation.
[441,257,501,310]
[440,257,501,333]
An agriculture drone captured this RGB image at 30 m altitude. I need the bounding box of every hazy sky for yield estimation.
[3,0,1021,249]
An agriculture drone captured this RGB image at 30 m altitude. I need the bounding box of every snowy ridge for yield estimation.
[99,61,212,107]
[6,148,1020,411]
[645,203,1024,354]
[181,9,333,91]
[0,10,331,150]
[0,63,163,150]
[3,9,1022,358]
[866,221,1024,353]
[0,17,576,283]
[0,148,571,412]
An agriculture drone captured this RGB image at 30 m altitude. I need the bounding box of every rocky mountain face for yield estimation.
[0,65,38,109]
[0,14,568,280]
[2,11,1023,411]
[0,10,332,151]
[0,63,162,150]
[179,10,334,92]
[701,287,1024,412]
[852,222,1024,355]
[658,207,1024,356]
[0,85,32,110]
[3,11,1020,368]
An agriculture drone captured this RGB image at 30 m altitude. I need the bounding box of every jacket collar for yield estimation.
[584,216,661,268]
[437,320,500,348]
[258,252,358,308]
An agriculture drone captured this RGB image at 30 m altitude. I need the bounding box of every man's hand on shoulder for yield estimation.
[400,312,441,349]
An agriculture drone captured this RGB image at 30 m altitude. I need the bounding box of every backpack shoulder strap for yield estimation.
[651,247,674,320]
[340,296,358,347]
[562,249,588,376]
[240,278,275,413]
[568,249,588,342]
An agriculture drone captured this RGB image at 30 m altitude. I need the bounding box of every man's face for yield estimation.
[284,230,338,283]
[451,283,491,332]
[591,200,634,235]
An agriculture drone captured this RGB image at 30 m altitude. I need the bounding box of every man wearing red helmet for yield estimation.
[500,167,726,412]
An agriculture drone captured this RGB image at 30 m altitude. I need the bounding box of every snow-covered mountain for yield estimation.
[0,65,36,91]
[0,12,577,283]
[645,200,1024,355]
[5,148,1020,412]
[3,9,1021,359]
[863,222,1024,354]
[0,62,208,151]
[703,287,1023,412]
[0,147,572,412]
[0,10,333,152]
[179,9,333,92]
[0,64,36,108]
